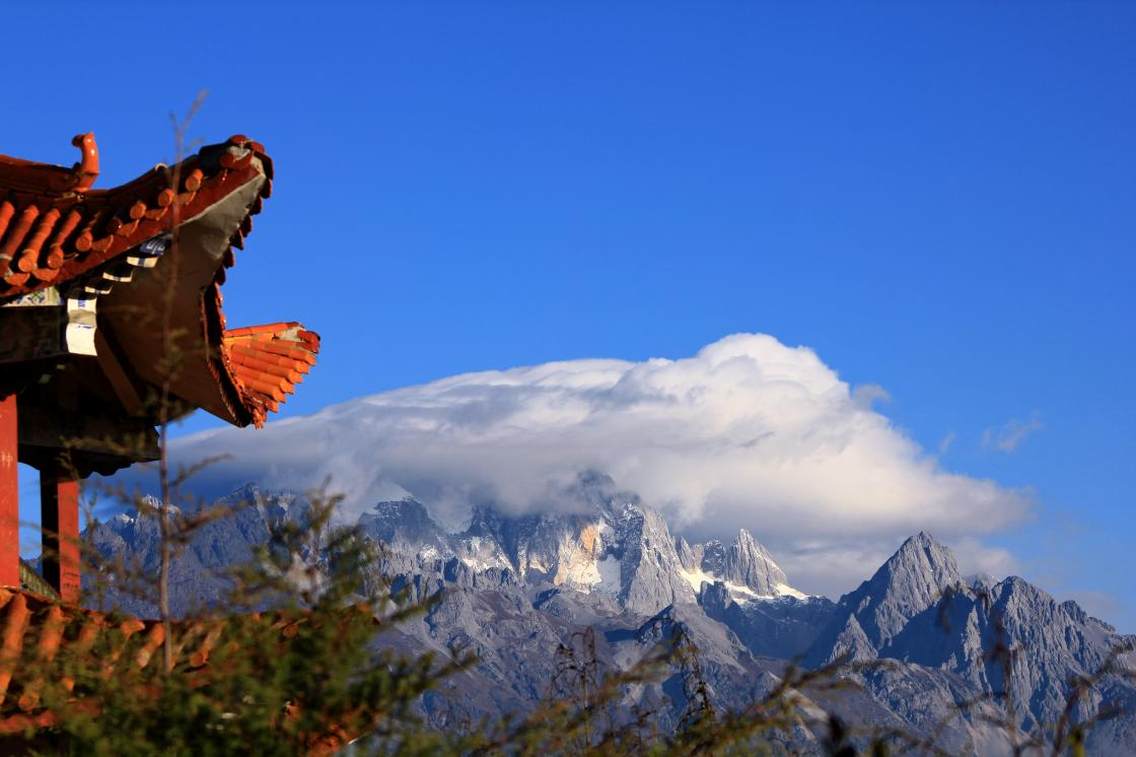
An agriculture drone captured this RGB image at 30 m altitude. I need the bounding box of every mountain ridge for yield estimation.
[84,484,1136,754]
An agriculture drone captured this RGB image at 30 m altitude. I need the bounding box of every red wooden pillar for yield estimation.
[41,464,80,603]
[0,394,17,589]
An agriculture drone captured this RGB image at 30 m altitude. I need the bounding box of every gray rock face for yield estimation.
[675,535,697,572]
[805,532,1136,755]
[877,574,1135,741]
[407,474,698,615]
[677,528,795,598]
[84,486,299,616]
[840,531,962,650]
[720,528,788,595]
[359,499,449,553]
[700,581,836,659]
[611,500,696,613]
[378,475,701,614]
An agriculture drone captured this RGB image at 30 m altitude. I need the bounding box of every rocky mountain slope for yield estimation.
[806,532,1136,749]
[83,482,1136,754]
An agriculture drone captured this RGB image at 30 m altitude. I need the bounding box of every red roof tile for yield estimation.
[222,323,321,426]
[0,134,318,429]
[0,133,272,299]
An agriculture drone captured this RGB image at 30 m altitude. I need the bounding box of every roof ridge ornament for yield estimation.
[69,132,99,193]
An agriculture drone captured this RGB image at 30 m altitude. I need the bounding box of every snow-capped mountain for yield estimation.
[676,529,807,602]
[352,473,808,616]
[84,485,1136,754]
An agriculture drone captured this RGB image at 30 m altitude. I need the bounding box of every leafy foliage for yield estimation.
[10,489,467,755]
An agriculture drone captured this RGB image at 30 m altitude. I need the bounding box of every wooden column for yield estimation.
[40,460,80,603]
[0,395,17,588]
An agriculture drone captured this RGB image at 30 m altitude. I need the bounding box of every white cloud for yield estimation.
[154,333,1033,596]
[949,537,1022,580]
[937,432,956,456]
[982,414,1043,453]
[851,383,891,408]
[1060,591,1118,624]
[772,536,1022,600]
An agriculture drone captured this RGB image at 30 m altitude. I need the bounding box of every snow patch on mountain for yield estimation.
[774,582,809,600]
[595,554,621,596]
[677,565,808,604]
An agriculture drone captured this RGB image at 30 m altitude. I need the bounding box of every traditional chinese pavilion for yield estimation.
[0,134,320,602]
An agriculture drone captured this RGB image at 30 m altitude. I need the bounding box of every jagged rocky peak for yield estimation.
[802,537,1136,741]
[355,473,699,614]
[676,528,796,599]
[363,498,433,532]
[455,472,622,587]
[727,528,789,595]
[675,536,697,572]
[827,531,963,651]
[981,575,1122,658]
[359,498,449,553]
[699,539,728,575]
[566,469,625,512]
[506,509,615,592]
[875,531,962,599]
[610,497,698,614]
[464,502,508,538]
[825,613,879,663]
[472,477,692,612]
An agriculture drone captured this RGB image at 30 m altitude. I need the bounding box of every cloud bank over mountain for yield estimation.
[159,333,1031,596]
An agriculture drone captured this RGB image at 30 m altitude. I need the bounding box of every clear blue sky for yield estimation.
[9,3,1134,628]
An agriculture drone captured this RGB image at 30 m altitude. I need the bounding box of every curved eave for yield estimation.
[218,321,321,428]
[1,133,319,431]
[0,135,273,302]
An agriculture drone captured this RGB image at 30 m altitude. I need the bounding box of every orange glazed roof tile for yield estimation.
[0,133,270,298]
[222,323,321,427]
[0,134,318,429]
